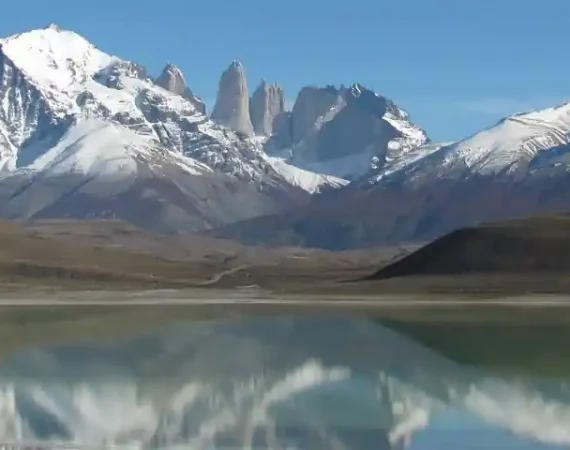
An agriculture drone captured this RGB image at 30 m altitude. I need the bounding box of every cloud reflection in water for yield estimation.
[0,316,566,450]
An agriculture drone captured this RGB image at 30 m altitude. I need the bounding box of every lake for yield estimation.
[0,302,568,450]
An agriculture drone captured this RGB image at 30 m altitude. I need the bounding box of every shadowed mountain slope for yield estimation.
[371,214,570,279]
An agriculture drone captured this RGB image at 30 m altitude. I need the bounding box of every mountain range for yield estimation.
[1,24,570,247]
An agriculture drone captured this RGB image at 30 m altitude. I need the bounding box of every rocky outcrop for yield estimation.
[265,111,294,150]
[249,81,286,136]
[308,84,400,161]
[211,61,253,136]
[290,86,343,144]
[273,83,428,180]
[155,64,206,114]
[0,42,57,154]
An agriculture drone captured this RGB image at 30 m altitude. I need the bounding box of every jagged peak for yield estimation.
[158,63,185,81]
[44,23,63,32]
[162,62,182,73]
[154,63,205,113]
[351,82,363,93]
[224,60,246,76]
[346,82,377,97]
[212,59,253,135]
[295,83,371,97]
[342,83,393,105]
[156,63,188,89]
[253,79,284,93]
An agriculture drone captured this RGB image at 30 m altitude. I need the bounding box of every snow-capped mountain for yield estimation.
[264,83,429,180]
[5,24,570,244]
[0,25,344,231]
[373,101,570,185]
[0,317,568,450]
[215,100,570,250]
[0,24,271,181]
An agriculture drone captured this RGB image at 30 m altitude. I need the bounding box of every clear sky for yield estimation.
[1,0,569,142]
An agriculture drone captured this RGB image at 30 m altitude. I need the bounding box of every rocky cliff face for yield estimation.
[308,84,399,162]
[155,63,206,114]
[210,61,254,136]
[266,83,429,180]
[249,80,286,136]
[0,41,59,170]
[291,86,344,144]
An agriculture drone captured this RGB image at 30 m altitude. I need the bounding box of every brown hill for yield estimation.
[0,218,407,291]
[370,214,570,279]
[0,219,217,289]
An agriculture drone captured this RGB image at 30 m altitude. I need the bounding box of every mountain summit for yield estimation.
[264,83,429,180]
[211,60,254,136]
[249,80,286,136]
[155,63,206,114]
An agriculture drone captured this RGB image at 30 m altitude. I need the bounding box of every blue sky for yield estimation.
[1,0,569,141]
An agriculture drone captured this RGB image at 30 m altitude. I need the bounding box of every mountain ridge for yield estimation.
[0,26,345,231]
[0,24,427,234]
[212,98,570,249]
[3,24,570,248]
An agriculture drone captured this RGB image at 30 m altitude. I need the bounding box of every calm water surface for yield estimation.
[0,305,568,450]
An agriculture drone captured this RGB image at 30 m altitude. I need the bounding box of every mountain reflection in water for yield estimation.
[0,316,567,450]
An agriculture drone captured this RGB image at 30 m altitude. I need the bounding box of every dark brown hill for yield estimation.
[370,214,570,279]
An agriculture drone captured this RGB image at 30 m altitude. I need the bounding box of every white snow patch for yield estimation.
[267,156,348,193]
[0,27,114,111]
[436,102,570,176]
[372,101,570,185]
[291,149,377,181]
[376,142,450,181]
[28,120,148,177]
[162,151,212,176]
[82,78,143,119]
[24,119,207,178]
[384,110,428,150]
